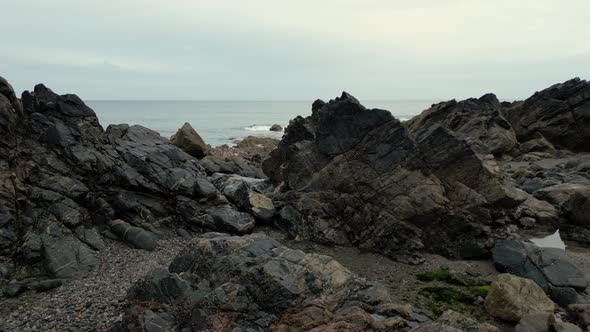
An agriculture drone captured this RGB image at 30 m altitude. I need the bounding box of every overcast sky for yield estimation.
[1,0,589,100]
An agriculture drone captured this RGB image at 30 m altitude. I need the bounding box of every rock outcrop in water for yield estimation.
[263,92,526,263]
[0,78,255,281]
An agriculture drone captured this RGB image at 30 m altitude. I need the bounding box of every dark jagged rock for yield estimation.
[263,92,525,262]
[116,233,425,331]
[0,77,260,281]
[169,122,210,158]
[406,94,517,155]
[492,239,587,304]
[505,78,590,152]
[269,124,283,131]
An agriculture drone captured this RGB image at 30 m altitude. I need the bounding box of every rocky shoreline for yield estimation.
[1,75,590,331]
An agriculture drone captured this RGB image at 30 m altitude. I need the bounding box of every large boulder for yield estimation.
[406,93,517,155]
[169,122,209,158]
[492,239,587,305]
[504,77,590,152]
[263,92,525,262]
[484,273,555,322]
[117,233,425,331]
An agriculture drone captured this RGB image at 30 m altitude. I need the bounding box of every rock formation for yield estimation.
[406,94,517,156]
[263,92,526,263]
[492,239,587,306]
[169,122,210,158]
[504,78,590,152]
[0,78,255,281]
[115,233,426,331]
[1,75,590,331]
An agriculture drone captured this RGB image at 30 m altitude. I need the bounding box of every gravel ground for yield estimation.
[0,237,187,332]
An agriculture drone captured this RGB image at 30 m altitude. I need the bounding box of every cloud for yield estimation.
[0,0,589,99]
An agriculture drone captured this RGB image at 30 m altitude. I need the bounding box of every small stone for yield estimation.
[3,282,27,298]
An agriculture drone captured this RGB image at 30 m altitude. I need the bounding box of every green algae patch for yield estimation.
[416,268,453,283]
[420,287,477,304]
[468,285,490,298]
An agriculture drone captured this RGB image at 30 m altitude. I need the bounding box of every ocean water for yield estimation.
[87,100,438,147]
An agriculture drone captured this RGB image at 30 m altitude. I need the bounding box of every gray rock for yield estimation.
[3,281,27,297]
[492,240,588,295]
[128,267,190,304]
[210,173,275,221]
[406,93,517,155]
[505,77,590,152]
[176,228,192,240]
[193,177,218,198]
[110,219,158,251]
[549,285,578,307]
[28,279,63,292]
[143,310,172,332]
[269,124,283,132]
[120,233,420,331]
[41,223,99,278]
[205,207,255,234]
[74,226,106,251]
[484,274,555,322]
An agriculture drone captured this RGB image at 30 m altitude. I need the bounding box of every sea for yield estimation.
[87,100,439,147]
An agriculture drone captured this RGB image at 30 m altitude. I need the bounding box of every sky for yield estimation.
[1,0,589,101]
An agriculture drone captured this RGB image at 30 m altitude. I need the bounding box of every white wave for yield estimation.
[244,125,273,132]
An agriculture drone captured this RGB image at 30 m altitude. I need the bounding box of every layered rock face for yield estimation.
[116,233,422,331]
[263,93,525,263]
[0,78,253,280]
[505,78,590,152]
[406,94,517,155]
[492,240,587,306]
